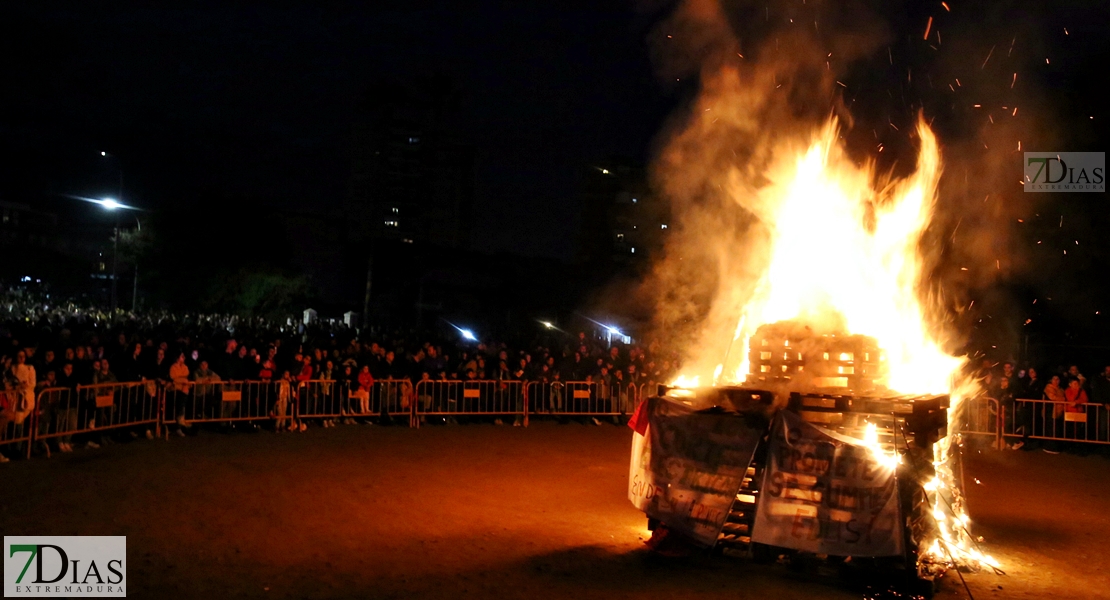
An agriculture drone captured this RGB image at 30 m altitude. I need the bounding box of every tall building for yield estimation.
[345,76,475,249]
[577,160,669,267]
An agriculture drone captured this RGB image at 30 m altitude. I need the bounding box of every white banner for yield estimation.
[751,411,903,557]
[628,397,764,547]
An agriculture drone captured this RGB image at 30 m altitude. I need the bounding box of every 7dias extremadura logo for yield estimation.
[1024,152,1105,192]
[4,537,125,597]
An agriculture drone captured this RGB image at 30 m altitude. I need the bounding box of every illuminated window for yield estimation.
[391,207,399,213]
[402,238,414,244]
[383,220,400,227]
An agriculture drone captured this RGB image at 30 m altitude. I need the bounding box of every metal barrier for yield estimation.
[524,381,637,418]
[76,381,161,437]
[413,379,523,426]
[960,395,1000,440]
[295,379,347,420]
[377,379,416,426]
[994,397,1110,445]
[168,380,282,426]
[1,389,36,459]
[30,387,79,452]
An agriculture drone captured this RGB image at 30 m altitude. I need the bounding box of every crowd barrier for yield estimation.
[167,380,279,427]
[0,389,35,458]
[16,382,1110,461]
[524,381,639,419]
[963,395,1110,447]
[413,380,524,426]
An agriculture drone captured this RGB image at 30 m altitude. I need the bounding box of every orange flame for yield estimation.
[673,116,964,394]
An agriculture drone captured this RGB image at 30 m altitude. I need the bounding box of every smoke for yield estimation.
[635,0,1048,381]
[637,0,889,379]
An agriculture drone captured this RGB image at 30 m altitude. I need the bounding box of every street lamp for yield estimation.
[100,151,133,312]
[59,192,141,312]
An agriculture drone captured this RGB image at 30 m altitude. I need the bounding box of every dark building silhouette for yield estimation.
[345,76,475,249]
[576,160,669,268]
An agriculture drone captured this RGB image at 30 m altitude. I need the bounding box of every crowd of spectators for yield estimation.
[0,292,683,461]
[982,360,1110,450]
[6,290,1110,461]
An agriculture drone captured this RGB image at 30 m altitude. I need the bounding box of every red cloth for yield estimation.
[297,365,313,382]
[627,398,649,435]
[1065,386,1088,412]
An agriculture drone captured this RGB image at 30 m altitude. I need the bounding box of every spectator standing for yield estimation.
[1091,366,1110,441]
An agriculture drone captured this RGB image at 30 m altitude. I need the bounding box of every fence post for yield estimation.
[26,394,36,459]
[409,381,416,428]
[157,384,165,440]
[993,398,1003,450]
[522,382,529,427]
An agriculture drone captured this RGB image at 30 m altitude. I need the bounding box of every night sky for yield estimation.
[5,1,674,258]
[3,1,1109,355]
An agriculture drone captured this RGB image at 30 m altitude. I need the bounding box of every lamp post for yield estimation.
[101,152,125,312]
[100,199,122,312]
[132,217,141,311]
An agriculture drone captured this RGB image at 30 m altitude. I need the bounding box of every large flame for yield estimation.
[665,115,997,574]
[686,116,963,394]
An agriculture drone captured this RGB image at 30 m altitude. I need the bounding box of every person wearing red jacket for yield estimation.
[1065,378,1090,440]
[293,356,314,431]
[357,365,374,407]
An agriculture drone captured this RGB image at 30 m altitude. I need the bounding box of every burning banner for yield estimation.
[751,410,902,557]
[627,393,767,546]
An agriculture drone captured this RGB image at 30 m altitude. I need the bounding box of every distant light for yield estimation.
[21,276,31,282]
[606,325,622,336]
[460,329,477,341]
[631,247,636,254]
[541,321,554,329]
[100,198,121,210]
[100,151,107,157]
[661,224,668,229]
[632,198,638,204]
[601,169,610,174]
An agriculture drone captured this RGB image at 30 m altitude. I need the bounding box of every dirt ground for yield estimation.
[2,423,1108,600]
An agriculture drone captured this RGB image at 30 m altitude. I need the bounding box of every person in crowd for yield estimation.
[1040,374,1067,450]
[191,358,220,420]
[0,351,38,461]
[273,370,294,432]
[53,362,79,452]
[166,351,190,428]
[355,365,374,418]
[1091,366,1110,442]
[1066,365,1087,389]
[1064,377,1091,441]
[87,358,118,448]
[319,359,338,428]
